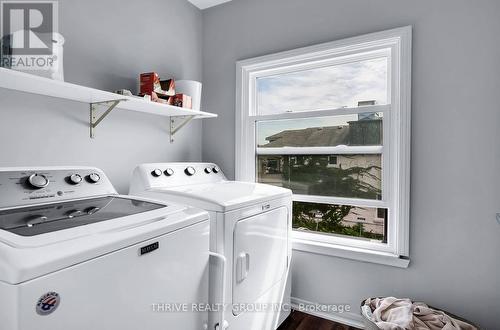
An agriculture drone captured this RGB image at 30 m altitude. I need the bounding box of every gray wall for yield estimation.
[0,0,203,193]
[201,0,500,327]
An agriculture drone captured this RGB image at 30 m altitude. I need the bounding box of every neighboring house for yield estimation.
[341,206,386,236]
[260,116,382,148]
[263,125,350,148]
[304,206,386,237]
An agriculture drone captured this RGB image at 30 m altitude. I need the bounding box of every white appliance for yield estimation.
[0,166,211,330]
[130,163,292,330]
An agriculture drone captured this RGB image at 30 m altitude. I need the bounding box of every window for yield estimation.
[377,207,387,219]
[236,27,411,259]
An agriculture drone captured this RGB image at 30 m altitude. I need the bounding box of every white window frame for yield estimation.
[235,27,411,267]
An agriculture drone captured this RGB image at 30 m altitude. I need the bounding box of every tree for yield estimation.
[293,202,352,233]
[293,202,384,241]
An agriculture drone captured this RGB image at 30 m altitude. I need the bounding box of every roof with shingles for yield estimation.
[261,125,350,147]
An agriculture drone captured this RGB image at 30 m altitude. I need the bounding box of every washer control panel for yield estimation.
[133,163,226,189]
[0,167,117,209]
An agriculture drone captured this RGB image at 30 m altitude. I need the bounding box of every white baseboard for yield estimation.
[290,297,366,329]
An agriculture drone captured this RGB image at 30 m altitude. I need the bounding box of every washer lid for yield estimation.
[0,196,164,237]
[149,181,291,212]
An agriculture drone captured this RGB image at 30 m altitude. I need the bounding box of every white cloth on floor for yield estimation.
[364,297,477,330]
[367,297,413,329]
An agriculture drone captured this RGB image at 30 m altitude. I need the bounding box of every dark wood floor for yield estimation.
[278,310,361,330]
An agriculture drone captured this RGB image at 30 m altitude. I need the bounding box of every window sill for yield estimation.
[292,238,410,268]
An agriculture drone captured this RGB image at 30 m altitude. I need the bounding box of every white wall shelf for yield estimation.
[0,68,217,142]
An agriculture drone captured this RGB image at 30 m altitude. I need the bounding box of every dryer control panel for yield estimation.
[0,167,117,209]
[131,163,227,190]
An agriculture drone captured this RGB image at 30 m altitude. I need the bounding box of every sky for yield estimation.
[256,57,388,145]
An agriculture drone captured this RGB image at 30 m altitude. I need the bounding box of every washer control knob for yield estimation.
[69,174,83,185]
[151,169,163,177]
[87,173,101,183]
[164,168,174,176]
[185,166,196,176]
[204,167,212,174]
[212,166,220,174]
[28,173,49,189]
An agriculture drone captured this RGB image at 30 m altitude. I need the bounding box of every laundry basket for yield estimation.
[360,300,382,330]
[360,298,480,330]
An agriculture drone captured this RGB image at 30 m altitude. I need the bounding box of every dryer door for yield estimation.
[232,206,288,310]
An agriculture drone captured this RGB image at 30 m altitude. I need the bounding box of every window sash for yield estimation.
[292,194,386,209]
[261,176,390,251]
[255,104,388,155]
[250,104,390,121]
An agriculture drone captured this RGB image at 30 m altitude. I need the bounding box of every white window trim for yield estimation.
[257,145,384,155]
[235,26,412,267]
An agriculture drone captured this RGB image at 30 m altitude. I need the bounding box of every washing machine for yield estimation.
[0,166,212,330]
[129,162,292,330]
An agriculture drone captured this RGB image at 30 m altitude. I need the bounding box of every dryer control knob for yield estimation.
[212,166,220,174]
[28,173,49,189]
[204,167,212,174]
[185,166,196,176]
[87,173,101,183]
[164,168,174,176]
[151,169,163,177]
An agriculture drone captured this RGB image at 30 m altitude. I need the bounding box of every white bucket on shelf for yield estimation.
[175,80,202,111]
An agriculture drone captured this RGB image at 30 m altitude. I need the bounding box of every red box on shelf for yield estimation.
[139,72,160,96]
[170,94,192,109]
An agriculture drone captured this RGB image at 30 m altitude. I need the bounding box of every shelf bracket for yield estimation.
[90,99,126,138]
[170,115,195,143]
